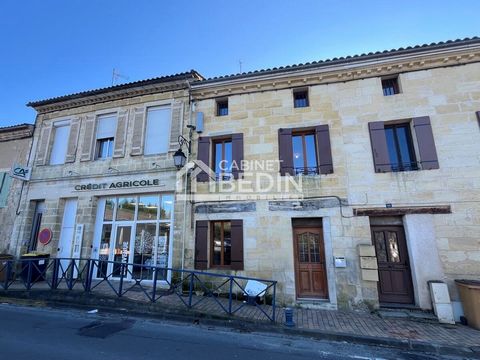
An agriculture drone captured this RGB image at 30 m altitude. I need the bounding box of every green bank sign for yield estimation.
[74,179,160,191]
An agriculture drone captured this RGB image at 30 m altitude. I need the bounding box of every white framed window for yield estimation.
[144,106,171,155]
[50,122,71,165]
[95,114,117,160]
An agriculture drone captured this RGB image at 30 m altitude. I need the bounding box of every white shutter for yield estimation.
[144,106,172,155]
[96,114,117,139]
[49,124,71,165]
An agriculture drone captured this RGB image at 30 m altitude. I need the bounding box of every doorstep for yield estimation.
[295,298,337,310]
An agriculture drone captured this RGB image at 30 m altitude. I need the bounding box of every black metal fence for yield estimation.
[0,257,277,322]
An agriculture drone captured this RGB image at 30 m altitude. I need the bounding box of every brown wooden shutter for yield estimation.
[65,116,81,163]
[231,133,244,179]
[80,114,96,162]
[113,109,129,158]
[476,111,480,128]
[230,220,244,270]
[315,125,334,174]
[194,220,208,270]
[169,101,184,152]
[131,107,146,156]
[413,116,439,170]
[368,122,391,173]
[278,128,294,176]
[35,124,52,166]
[197,136,210,182]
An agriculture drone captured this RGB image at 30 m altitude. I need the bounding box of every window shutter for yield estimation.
[194,220,208,270]
[278,128,294,176]
[65,116,81,163]
[230,220,244,270]
[368,122,391,173]
[197,136,210,182]
[315,125,334,174]
[113,109,129,158]
[35,124,52,166]
[231,133,244,179]
[0,173,12,208]
[476,111,480,128]
[131,107,146,156]
[169,101,184,152]
[80,115,96,162]
[413,116,439,170]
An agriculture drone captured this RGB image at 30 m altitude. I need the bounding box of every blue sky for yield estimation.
[0,0,479,126]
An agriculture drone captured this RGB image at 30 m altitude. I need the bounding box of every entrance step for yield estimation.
[296,299,337,310]
[377,307,437,322]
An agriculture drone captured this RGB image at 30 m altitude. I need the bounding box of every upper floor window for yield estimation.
[49,122,70,165]
[144,106,171,155]
[213,138,233,180]
[369,116,439,173]
[95,114,117,160]
[385,124,417,171]
[216,99,228,116]
[293,89,309,108]
[382,76,400,96]
[292,131,318,175]
[0,172,12,208]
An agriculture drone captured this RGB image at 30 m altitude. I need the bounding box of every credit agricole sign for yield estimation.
[74,179,161,191]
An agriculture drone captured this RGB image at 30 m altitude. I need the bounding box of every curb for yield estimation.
[1,291,478,358]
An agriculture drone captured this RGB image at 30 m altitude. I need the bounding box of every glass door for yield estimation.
[111,224,134,279]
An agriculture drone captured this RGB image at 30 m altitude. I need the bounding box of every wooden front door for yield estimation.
[372,226,414,304]
[293,227,328,299]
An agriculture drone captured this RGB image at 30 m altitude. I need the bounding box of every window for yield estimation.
[292,132,318,175]
[382,77,400,96]
[293,89,309,108]
[0,172,12,208]
[213,138,233,180]
[95,114,117,159]
[144,106,171,155]
[211,221,231,267]
[49,123,70,165]
[384,124,417,171]
[216,99,228,116]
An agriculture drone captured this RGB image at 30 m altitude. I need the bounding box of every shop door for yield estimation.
[57,199,77,276]
[293,227,328,299]
[111,224,134,279]
[372,226,414,304]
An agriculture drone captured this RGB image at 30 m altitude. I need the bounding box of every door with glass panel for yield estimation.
[111,223,134,279]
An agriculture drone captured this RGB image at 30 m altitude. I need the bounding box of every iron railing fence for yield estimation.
[0,257,277,322]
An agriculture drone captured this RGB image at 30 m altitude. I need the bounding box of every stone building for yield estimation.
[183,37,480,317]
[0,124,34,253]
[12,71,203,285]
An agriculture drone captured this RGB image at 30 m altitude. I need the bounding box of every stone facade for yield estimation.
[0,124,34,253]
[9,38,480,318]
[186,39,480,314]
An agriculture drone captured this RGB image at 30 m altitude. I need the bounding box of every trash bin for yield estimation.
[0,254,14,282]
[20,253,50,283]
[455,279,480,330]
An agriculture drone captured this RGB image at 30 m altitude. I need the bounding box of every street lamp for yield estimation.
[173,148,187,170]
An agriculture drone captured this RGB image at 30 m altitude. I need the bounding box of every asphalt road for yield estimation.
[0,303,462,360]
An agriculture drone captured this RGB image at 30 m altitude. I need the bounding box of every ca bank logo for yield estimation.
[10,164,31,181]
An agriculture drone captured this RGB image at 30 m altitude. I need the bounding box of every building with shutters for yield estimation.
[12,71,204,286]
[184,37,480,317]
[0,124,34,254]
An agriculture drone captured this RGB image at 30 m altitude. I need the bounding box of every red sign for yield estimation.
[38,228,52,245]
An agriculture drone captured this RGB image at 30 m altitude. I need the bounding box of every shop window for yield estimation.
[116,197,136,221]
[138,195,159,221]
[216,99,228,116]
[49,122,70,165]
[95,114,117,160]
[160,195,173,219]
[213,138,233,180]
[144,106,171,155]
[293,89,309,108]
[382,76,400,96]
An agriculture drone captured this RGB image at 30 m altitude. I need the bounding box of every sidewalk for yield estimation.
[1,282,479,357]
